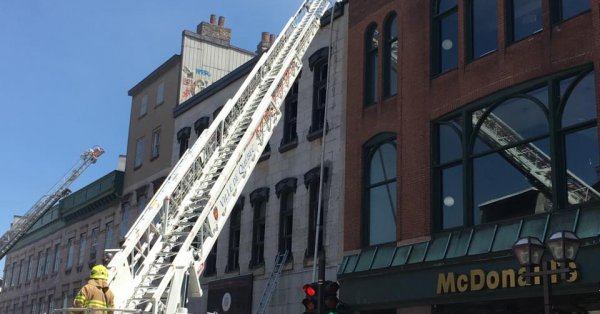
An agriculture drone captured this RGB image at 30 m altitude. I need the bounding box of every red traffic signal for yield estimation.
[302,282,320,313]
[303,283,317,297]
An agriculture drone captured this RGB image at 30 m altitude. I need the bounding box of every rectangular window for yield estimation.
[156,82,165,105]
[307,182,324,256]
[10,262,16,287]
[90,228,99,261]
[151,128,161,159]
[227,203,242,272]
[53,244,60,273]
[104,221,114,249]
[26,255,33,281]
[282,80,299,146]
[279,191,294,253]
[44,247,51,275]
[137,192,147,214]
[31,300,37,314]
[251,200,266,267]
[135,137,145,168]
[47,295,54,314]
[78,233,86,266]
[204,241,217,277]
[553,0,590,23]
[120,203,131,238]
[66,238,75,268]
[17,259,23,285]
[311,62,328,134]
[468,0,498,60]
[140,94,148,117]
[508,0,542,42]
[36,251,43,279]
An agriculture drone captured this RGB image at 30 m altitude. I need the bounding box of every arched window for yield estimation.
[434,68,598,230]
[432,0,458,74]
[363,133,397,246]
[384,14,398,97]
[309,48,329,138]
[365,24,379,106]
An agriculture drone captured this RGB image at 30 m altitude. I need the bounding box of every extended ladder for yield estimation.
[255,250,289,314]
[107,1,331,313]
[0,146,104,259]
[474,110,600,204]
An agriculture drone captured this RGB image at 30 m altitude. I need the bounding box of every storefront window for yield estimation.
[434,68,598,230]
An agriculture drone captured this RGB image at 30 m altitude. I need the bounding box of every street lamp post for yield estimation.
[512,231,581,314]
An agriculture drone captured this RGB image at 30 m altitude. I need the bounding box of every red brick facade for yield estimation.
[344,0,600,251]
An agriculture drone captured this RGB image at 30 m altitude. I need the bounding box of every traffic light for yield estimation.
[321,280,340,314]
[302,282,320,313]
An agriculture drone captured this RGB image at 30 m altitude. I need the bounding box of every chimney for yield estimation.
[117,155,126,171]
[270,34,277,43]
[197,14,232,46]
[256,32,273,54]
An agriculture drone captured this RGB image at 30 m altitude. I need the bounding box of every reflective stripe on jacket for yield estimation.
[72,279,115,314]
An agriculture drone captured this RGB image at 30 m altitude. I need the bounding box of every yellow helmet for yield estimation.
[90,265,108,280]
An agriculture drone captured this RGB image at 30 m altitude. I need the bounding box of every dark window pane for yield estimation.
[438,0,458,13]
[370,142,397,184]
[440,12,458,72]
[565,126,600,205]
[439,119,463,164]
[385,15,398,97]
[560,0,590,21]
[471,0,498,58]
[473,98,548,154]
[369,182,397,245]
[366,26,379,105]
[561,71,597,127]
[528,86,549,108]
[441,165,464,229]
[474,139,553,225]
[511,0,543,41]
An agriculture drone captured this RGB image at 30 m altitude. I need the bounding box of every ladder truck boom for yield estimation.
[107,1,331,312]
[0,146,104,259]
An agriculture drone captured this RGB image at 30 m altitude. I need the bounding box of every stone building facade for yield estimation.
[171,3,348,313]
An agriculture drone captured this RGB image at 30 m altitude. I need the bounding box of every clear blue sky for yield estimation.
[0,0,302,275]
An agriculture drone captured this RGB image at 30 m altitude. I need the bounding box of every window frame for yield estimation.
[383,13,398,98]
[134,137,145,169]
[177,127,191,159]
[304,167,327,257]
[505,0,543,44]
[308,48,329,140]
[276,178,298,255]
[365,23,379,106]
[139,94,148,118]
[551,0,591,24]
[156,81,165,106]
[362,133,398,247]
[431,0,459,76]
[433,65,597,231]
[281,77,300,151]
[226,197,244,272]
[250,187,269,268]
[466,0,498,61]
[151,128,161,160]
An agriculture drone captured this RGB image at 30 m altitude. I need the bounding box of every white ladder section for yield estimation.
[255,250,289,314]
[0,146,104,259]
[474,110,600,204]
[107,1,331,313]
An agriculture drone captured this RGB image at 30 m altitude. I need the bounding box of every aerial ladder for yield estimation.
[474,110,600,204]
[107,1,332,312]
[0,146,104,259]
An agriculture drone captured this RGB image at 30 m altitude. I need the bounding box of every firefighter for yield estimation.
[73,264,115,314]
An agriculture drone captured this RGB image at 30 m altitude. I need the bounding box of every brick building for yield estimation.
[339,1,600,313]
